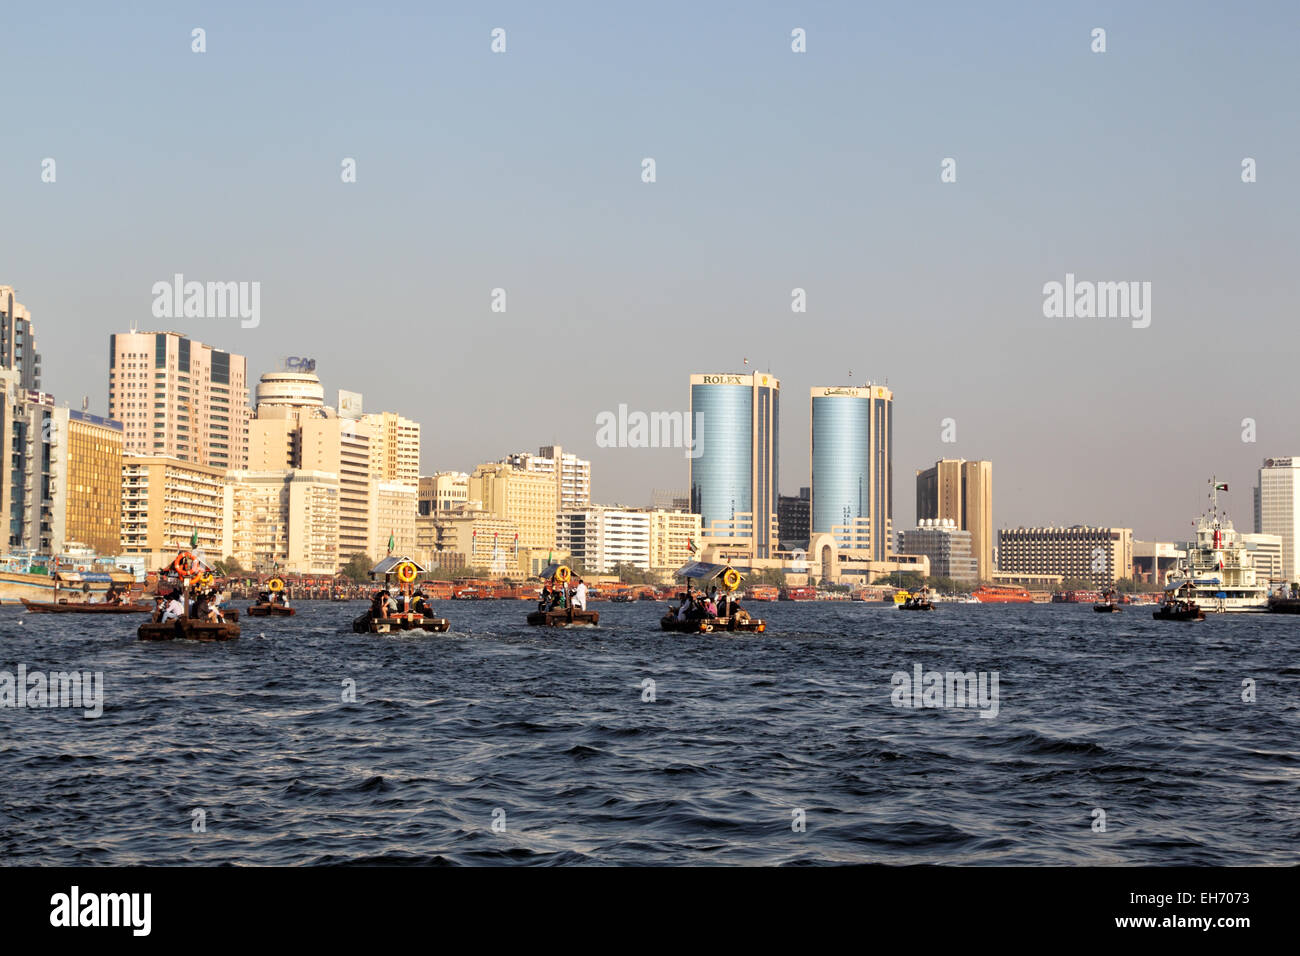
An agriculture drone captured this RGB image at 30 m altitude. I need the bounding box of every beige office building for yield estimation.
[433,510,523,575]
[373,481,418,559]
[121,456,226,568]
[502,445,591,510]
[997,526,1133,587]
[362,411,421,488]
[223,470,340,575]
[648,509,702,572]
[419,471,471,515]
[916,459,993,582]
[108,331,249,469]
[469,463,557,551]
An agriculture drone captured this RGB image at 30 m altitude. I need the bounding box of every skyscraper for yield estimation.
[1256,457,1300,581]
[108,331,249,469]
[809,385,893,560]
[916,458,993,581]
[689,372,780,559]
[0,286,41,390]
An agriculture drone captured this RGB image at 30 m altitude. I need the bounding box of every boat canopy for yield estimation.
[53,571,130,584]
[369,555,428,577]
[674,561,744,583]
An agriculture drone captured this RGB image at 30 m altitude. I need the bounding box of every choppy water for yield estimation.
[1,599,1296,865]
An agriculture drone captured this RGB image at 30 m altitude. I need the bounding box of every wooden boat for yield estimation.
[1093,602,1120,612]
[21,598,151,614]
[353,555,451,634]
[138,550,240,641]
[247,603,296,617]
[659,612,764,634]
[897,599,934,611]
[1153,601,1204,622]
[527,607,600,627]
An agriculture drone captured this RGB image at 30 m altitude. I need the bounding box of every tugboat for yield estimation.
[527,564,600,626]
[659,561,766,633]
[1160,478,1268,612]
[138,551,240,641]
[897,586,934,611]
[248,576,296,617]
[352,556,451,633]
[1093,588,1120,612]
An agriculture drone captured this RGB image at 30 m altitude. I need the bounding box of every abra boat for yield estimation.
[659,561,766,633]
[138,551,239,642]
[1093,589,1121,613]
[527,564,599,626]
[1160,479,1268,612]
[248,576,296,616]
[353,556,451,633]
[898,587,934,611]
[1153,597,1205,622]
[21,598,150,614]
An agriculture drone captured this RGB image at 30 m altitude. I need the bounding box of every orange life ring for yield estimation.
[396,562,417,584]
[173,551,196,577]
[267,577,285,592]
[554,566,571,584]
[722,568,742,591]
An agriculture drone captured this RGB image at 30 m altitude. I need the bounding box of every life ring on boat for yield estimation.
[722,568,741,591]
[267,577,285,592]
[173,551,196,577]
[554,565,571,584]
[396,562,418,584]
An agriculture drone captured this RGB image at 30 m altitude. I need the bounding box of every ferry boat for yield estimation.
[352,556,451,633]
[527,564,599,626]
[971,584,1033,603]
[248,576,296,616]
[779,586,817,601]
[660,561,766,633]
[1160,479,1268,613]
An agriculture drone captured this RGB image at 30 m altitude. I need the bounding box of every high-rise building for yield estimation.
[121,456,226,568]
[1,381,61,552]
[997,526,1134,587]
[51,410,124,555]
[222,470,340,575]
[108,331,249,469]
[556,507,652,573]
[361,411,421,488]
[469,462,557,551]
[689,372,780,558]
[916,458,993,581]
[648,509,702,572]
[503,445,591,510]
[373,481,418,558]
[1255,457,1300,581]
[778,487,810,549]
[419,472,471,515]
[898,519,978,584]
[809,385,893,561]
[0,286,41,390]
[1241,533,1284,583]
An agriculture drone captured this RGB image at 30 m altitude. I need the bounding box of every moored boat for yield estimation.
[21,598,151,614]
[972,585,1033,603]
[1160,479,1268,612]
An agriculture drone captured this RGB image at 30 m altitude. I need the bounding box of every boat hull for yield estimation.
[138,620,240,641]
[527,609,599,627]
[247,604,296,617]
[352,612,451,634]
[897,602,934,611]
[1153,605,1205,622]
[21,599,151,614]
[659,614,765,633]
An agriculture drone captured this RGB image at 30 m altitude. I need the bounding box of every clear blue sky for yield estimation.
[3,1,1297,540]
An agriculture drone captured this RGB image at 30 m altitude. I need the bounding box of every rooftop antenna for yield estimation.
[129,318,138,333]
[81,395,89,412]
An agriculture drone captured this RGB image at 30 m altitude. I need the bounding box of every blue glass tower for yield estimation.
[810,385,893,560]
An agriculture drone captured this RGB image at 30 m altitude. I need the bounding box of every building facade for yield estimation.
[556,507,652,573]
[503,445,591,510]
[52,410,124,555]
[223,470,340,575]
[419,472,470,516]
[997,526,1134,587]
[0,286,41,390]
[897,519,978,584]
[108,331,249,469]
[809,385,893,561]
[648,509,702,572]
[469,462,557,551]
[1240,533,1284,584]
[361,411,421,488]
[1255,457,1300,581]
[120,456,226,568]
[689,372,780,558]
[777,487,810,549]
[916,458,993,581]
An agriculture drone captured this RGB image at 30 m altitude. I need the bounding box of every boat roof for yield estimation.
[55,571,133,584]
[369,555,428,576]
[674,561,743,582]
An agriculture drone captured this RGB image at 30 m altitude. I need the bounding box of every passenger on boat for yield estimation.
[150,594,168,622]
[573,578,588,611]
[161,594,185,623]
[704,595,718,616]
[411,591,430,616]
[676,594,690,622]
[538,583,553,612]
[370,589,391,620]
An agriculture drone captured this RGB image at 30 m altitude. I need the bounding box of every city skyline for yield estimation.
[4,2,1297,542]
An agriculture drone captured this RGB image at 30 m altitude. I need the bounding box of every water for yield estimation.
[1,600,1296,865]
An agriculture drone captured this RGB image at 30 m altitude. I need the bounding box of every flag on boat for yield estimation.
[190,529,198,548]
[387,531,395,554]
[1214,482,1228,490]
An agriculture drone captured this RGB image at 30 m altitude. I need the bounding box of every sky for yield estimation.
[3,0,1297,542]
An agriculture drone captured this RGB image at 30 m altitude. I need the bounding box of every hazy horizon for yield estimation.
[4,1,1296,543]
